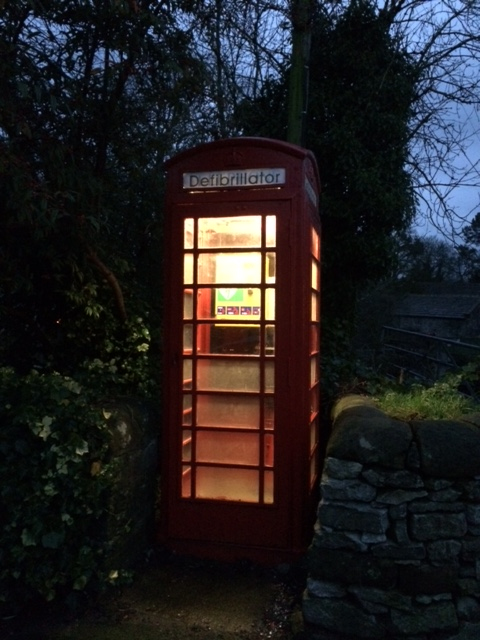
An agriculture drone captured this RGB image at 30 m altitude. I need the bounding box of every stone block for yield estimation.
[307,547,397,589]
[467,504,480,526]
[410,512,467,541]
[303,591,386,639]
[390,601,457,635]
[307,578,347,598]
[390,504,408,519]
[412,420,480,478]
[362,468,424,489]
[463,481,480,503]
[445,622,480,640]
[372,543,425,561]
[461,538,480,562]
[376,489,428,505]
[349,586,412,612]
[312,527,368,551]
[318,502,389,535]
[323,457,363,479]
[393,519,411,545]
[425,478,454,491]
[321,477,376,502]
[457,596,480,621]
[427,539,462,565]
[398,564,459,595]
[430,488,463,502]
[456,579,480,597]
[409,500,464,513]
[328,396,412,469]
[406,440,421,469]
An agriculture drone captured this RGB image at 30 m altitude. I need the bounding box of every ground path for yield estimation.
[6,551,306,640]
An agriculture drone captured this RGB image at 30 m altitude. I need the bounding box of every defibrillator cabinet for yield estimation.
[160,137,321,564]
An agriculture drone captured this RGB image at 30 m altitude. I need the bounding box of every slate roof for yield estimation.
[394,294,480,319]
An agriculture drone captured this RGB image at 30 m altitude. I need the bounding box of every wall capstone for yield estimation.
[303,395,480,640]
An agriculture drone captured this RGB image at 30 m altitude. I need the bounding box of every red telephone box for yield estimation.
[160,137,321,564]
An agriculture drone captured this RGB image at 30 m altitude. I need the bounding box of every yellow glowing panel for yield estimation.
[266,216,276,247]
[196,431,259,465]
[264,471,274,504]
[184,253,194,284]
[197,360,260,392]
[198,216,262,248]
[196,467,259,502]
[184,219,194,249]
[197,394,259,429]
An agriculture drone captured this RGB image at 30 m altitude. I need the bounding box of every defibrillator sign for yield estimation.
[183,168,286,190]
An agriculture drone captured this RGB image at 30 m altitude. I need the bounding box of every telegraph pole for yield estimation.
[287,0,313,147]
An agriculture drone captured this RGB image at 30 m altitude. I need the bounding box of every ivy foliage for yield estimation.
[0,368,112,610]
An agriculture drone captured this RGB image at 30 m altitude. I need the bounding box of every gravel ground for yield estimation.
[4,551,307,640]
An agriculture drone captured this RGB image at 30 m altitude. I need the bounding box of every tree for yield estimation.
[0,0,203,373]
[457,213,480,282]
[193,0,480,235]
[395,235,464,284]
[170,0,289,143]
[238,0,416,321]
[378,0,480,234]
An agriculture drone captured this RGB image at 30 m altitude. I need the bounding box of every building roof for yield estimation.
[394,294,480,319]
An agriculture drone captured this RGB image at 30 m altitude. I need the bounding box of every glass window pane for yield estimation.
[198,252,262,284]
[198,216,262,248]
[200,325,261,355]
[184,219,194,249]
[310,418,318,451]
[196,467,259,502]
[311,259,320,291]
[182,465,192,498]
[265,361,274,392]
[311,227,320,259]
[182,430,192,461]
[310,324,319,353]
[266,252,276,282]
[310,454,318,486]
[310,386,319,416]
[184,290,193,319]
[311,292,319,321]
[265,325,275,355]
[265,290,275,321]
[197,360,260,392]
[183,359,192,389]
[196,431,259,465]
[264,397,274,430]
[183,324,193,352]
[266,216,276,247]
[184,253,194,284]
[310,356,319,385]
[264,434,274,467]
[197,394,259,428]
[264,471,274,504]
[182,394,192,425]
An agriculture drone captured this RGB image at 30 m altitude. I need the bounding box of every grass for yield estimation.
[372,375,478,421]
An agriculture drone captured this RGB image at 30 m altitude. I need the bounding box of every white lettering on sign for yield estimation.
[183,168,286,190]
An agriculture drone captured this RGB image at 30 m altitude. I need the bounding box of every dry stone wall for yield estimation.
[303,396,480,640]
